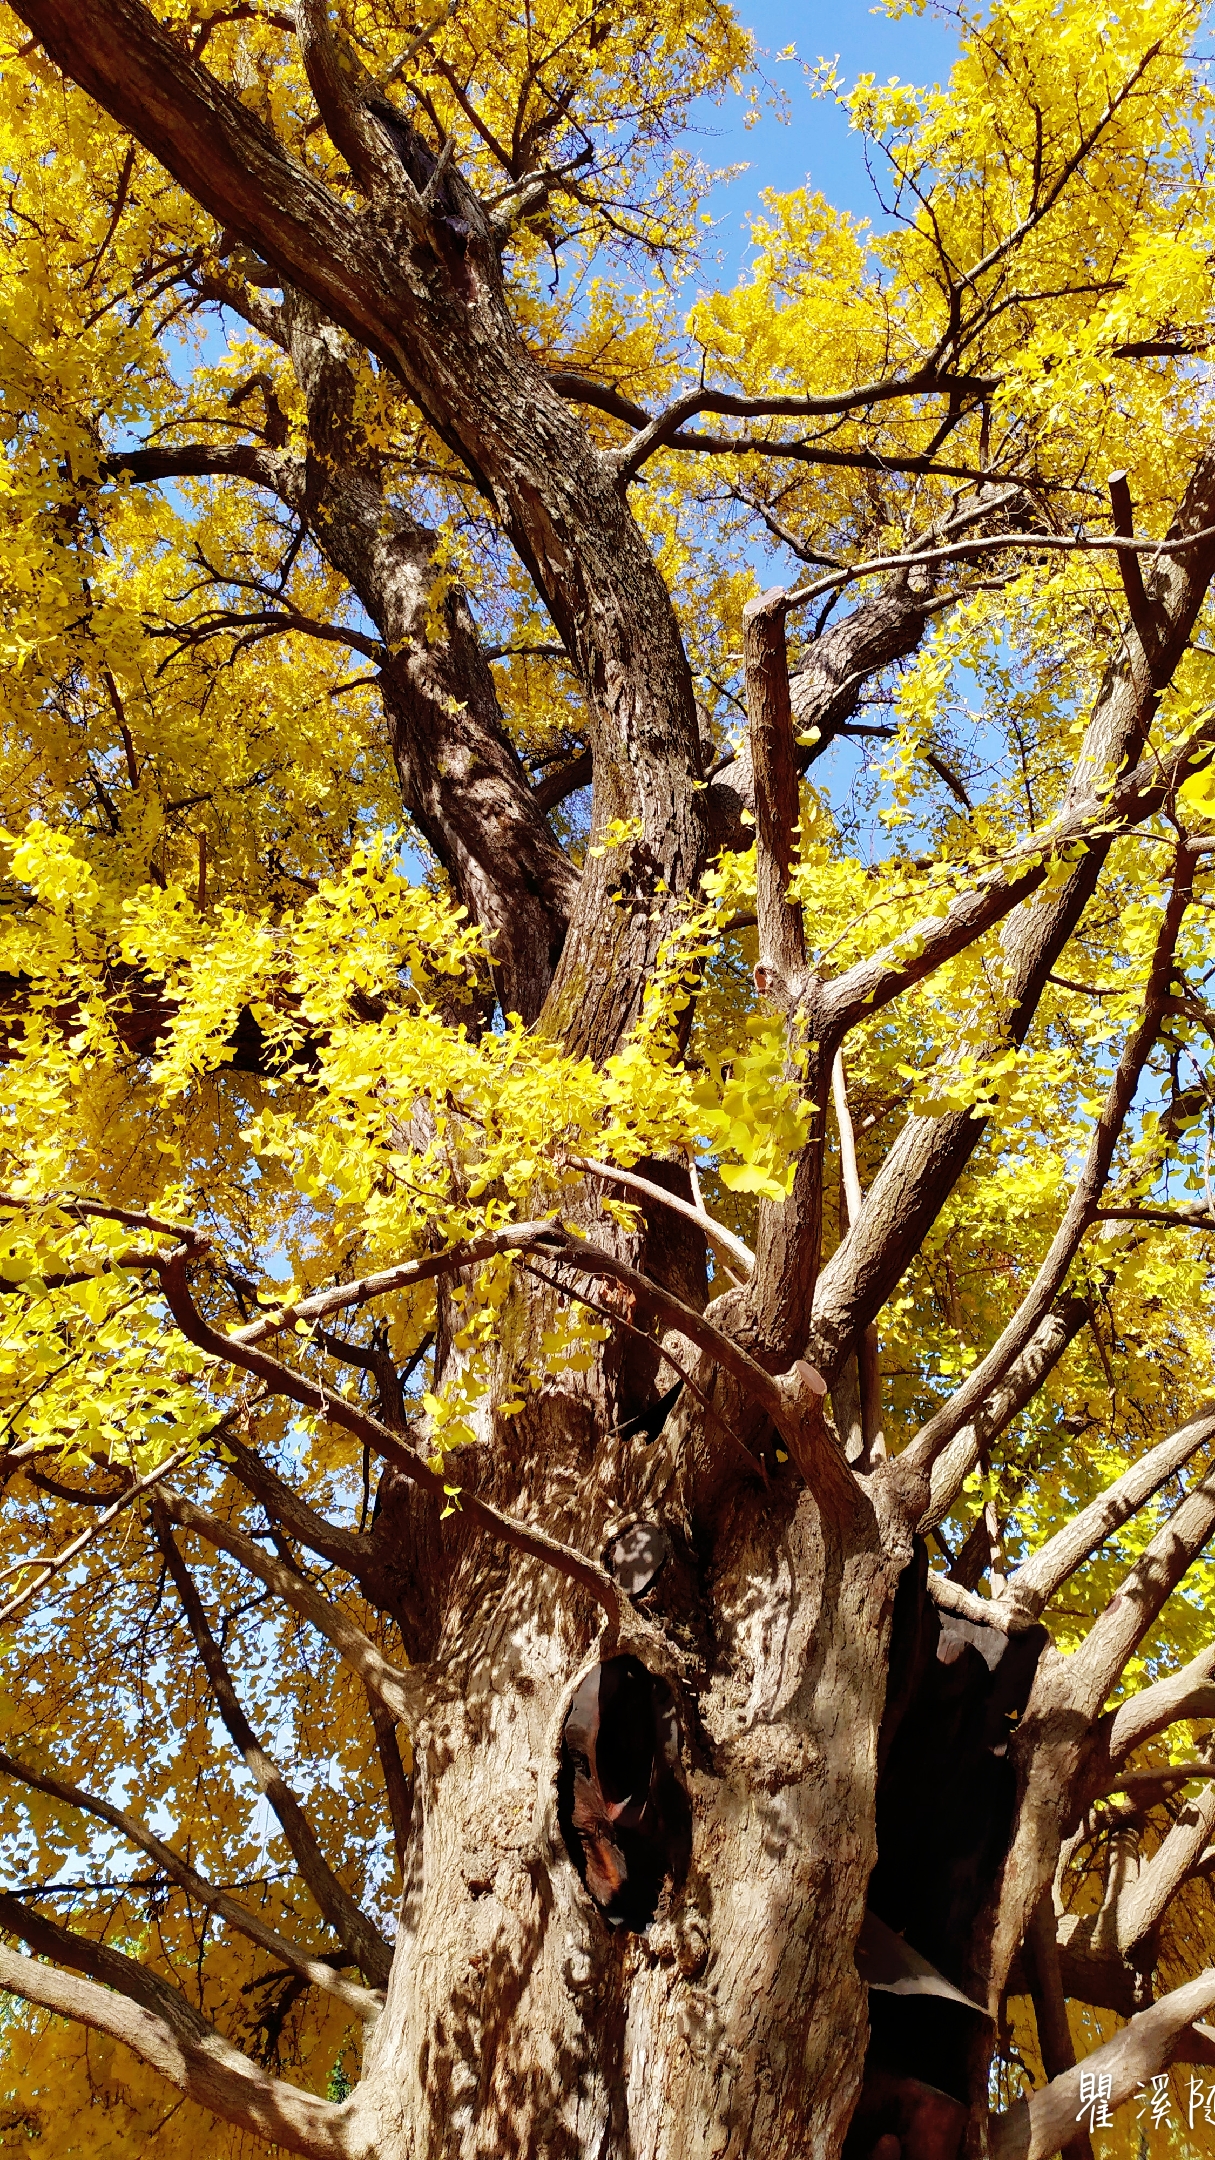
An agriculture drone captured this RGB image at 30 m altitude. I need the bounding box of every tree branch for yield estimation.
[990,1970,1215,2160]
[292,0,402,197]
[1061,1463,1215,1720]
[0,1746,381,2021]
[899,850,1197,1486]
[566,1157,754,1278]
[157,1489,430,1735]
[920,1295,1091,1531]
[153,1507,393,1987]
[613,368,1000,483]
[1101,1642,1215,1764]
[0,1445,189,1625]
[0,1937,353,2160]
[217,1426,397,1608]
[806,446,1215,1386]
[157,1244,624,1620]
[999,1406,1215,1624]
[744,588,806,991]
[1108,469,1164,680]
[365,1686,414,1871]
[1115,1781,1215,1952]
[1023,1893,1092,2160]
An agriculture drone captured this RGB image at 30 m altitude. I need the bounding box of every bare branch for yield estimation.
[154,1507,393,1987]
[1094,1205,1215,1229]
[925,1569,1018,1634]
[0,1746,382,2021]
[779,518,1215,617]
[990,1970,1215,2160]
[1000,1407,1215,1623]
[229,1222,565,1348]
[566,1157,754,1278]
[0,1938,353,2160]
[101,441,299,495]
[613,368,1001,484]
[831,1053,883,1467]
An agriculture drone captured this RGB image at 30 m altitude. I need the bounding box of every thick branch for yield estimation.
[0,1938,353,2160]
[292,0,404,197]
[1061,1464,1215,1720]
[990,1971,1215,2160]
[218,1426,401,1613]
[999,1407,1215,1624]
[1108,470,1163,679]
[744,589,805,989]
[1101,1643,1215,1764]
[706,575,946,854]
[1023,1895,1092,2160]
[365,1688,414,1870]
[14,0,707,1066]
[1115,1781,1215,1951]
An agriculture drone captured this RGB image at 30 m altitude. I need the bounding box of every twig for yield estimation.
[779,521,1215,618]
[0,1447,191,1625]
[566,1156,754,1276]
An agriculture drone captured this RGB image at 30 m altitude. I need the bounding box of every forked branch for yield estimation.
[999,1406,1215,1623]
[158,1491,431,1735]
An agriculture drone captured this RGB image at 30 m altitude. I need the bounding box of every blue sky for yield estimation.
[695,1,962,272]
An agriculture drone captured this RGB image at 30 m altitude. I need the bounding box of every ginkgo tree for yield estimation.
[4,0,1215,2154]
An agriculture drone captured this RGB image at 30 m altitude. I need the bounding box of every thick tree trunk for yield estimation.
[331,1197,909,2160]
[349,1453,898,2157]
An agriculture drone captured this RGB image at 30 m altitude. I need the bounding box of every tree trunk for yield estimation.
[326,1195,908,2160]
[352,1439,899,2156]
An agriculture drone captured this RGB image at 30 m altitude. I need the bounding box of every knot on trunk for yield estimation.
[558,1653,691,1931]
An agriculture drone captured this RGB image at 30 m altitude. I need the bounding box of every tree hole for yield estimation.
[557,1653,692,1930]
